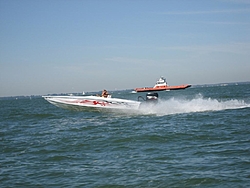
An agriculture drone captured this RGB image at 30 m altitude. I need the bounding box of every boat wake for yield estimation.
[137,95,250,116]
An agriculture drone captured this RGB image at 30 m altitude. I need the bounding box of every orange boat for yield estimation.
[135,76,191,92]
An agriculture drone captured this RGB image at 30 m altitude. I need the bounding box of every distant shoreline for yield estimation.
[0,81,249,99]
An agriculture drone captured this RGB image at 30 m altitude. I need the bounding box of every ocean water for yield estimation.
[1,83,250,187]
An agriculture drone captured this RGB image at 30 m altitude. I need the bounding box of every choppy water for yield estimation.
[1,83,250,187]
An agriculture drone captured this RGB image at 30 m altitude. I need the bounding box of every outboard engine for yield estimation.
[138,92,159,109]
[146,93,158,103]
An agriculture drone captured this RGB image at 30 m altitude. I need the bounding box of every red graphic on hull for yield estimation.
[66,99,110,106]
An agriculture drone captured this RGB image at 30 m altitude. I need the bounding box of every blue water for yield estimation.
[1,83,250,187]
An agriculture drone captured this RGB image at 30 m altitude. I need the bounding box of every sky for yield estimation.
[0,0,250,97]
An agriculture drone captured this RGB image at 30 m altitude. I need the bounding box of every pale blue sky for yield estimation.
[1,0,250,97]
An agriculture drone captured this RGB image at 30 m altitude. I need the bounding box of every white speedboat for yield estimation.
[43,93,159,111]
[43,95,141,111]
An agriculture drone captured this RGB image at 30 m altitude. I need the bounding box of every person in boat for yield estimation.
[101,89,109,98]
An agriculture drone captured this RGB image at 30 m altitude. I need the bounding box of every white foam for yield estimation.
[138,94,249,116]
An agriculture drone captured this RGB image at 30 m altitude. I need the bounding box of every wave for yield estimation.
[137,95,250,116]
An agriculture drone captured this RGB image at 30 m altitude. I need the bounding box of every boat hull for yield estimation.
[135,84,191,92]
[43,95,141,111]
